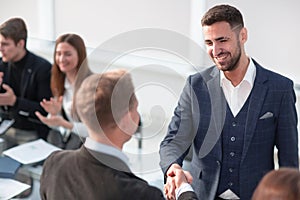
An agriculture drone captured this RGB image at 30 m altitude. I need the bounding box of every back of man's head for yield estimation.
[75,69,137,135]
[252,168,300,200]
[0,17,27,47]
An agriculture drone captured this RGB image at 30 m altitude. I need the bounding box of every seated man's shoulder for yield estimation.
[114,172,164,199]
[27,51,51,68]
[44,149,78,165]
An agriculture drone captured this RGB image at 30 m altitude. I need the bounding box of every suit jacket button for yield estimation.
[230,136,236,142]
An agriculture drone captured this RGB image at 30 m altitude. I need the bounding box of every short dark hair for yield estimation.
[201,4,244,30]
[0,17,27,47]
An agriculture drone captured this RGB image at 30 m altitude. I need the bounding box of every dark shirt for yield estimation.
[9,52,28,97]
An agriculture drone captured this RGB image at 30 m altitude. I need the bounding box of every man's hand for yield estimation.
[164,163,193,200]
[0,83,17,106]
[172,168,193,189]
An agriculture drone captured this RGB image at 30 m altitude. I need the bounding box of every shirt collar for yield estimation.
[11,50,29,69]
[220,57,256,88]
[84,137,130,167]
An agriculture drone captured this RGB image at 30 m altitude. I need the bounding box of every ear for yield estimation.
[118,113,127,131]
[17,39,25,48]
[240,27,248,43]
[119,111,137,137]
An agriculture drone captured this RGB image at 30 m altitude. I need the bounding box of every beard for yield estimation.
[213,41,242,72]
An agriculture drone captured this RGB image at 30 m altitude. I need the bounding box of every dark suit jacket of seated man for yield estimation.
[40,70,198,200]
[0,17,51,144]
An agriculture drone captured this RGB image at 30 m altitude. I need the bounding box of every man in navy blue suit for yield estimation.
[160,4,299,200]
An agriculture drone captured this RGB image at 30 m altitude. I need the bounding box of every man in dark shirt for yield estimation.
[0,17,52,148]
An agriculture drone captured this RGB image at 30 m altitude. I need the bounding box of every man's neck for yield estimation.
[12,49,26,63]
[223,55,250,86]
[89,131,124,150]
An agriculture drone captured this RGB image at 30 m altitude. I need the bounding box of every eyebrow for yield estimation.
[0,41,10,45]
[55,50,72,53]
[216,36,230,41]
[205,36,230,43]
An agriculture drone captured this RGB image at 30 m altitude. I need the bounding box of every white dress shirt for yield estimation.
[220,58,256,117]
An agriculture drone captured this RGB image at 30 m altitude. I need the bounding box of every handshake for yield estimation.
[164,163,196,200]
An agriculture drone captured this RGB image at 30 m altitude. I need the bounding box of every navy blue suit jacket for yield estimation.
[160,59,299,200]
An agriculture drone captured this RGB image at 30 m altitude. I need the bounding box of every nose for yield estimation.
[58,55,66,63]
[211,43,222,57]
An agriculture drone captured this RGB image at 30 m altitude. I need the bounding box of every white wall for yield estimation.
[54,0,191,47]
[0,0,40,37]
[1,0,206,69]
[0,0,192,46]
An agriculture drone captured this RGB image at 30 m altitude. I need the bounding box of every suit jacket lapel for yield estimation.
[20,53,34,97]
[241,62,268,162]
[199,67,226,159]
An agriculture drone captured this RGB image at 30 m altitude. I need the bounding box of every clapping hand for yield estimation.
[35,111,65,127]
[35,96,65,127]
[36,95,73,129]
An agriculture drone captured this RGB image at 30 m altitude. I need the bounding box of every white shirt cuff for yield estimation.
[175,183,194,199]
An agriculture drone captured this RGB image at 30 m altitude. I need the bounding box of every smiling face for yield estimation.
[55,42,79,75]
[203,21,247,72]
